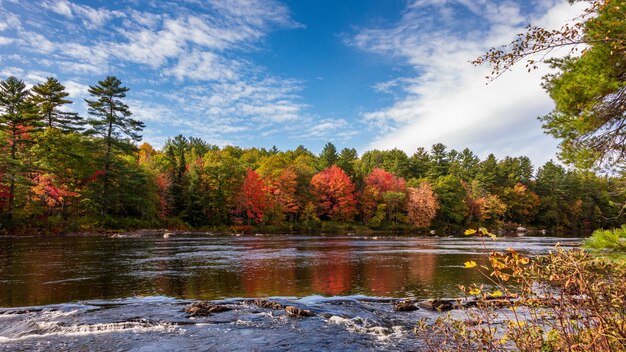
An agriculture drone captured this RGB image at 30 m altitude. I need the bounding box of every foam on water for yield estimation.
[0,319,180,342]
[327,315,406,342]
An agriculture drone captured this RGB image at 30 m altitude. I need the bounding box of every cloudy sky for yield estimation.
[0,0,584,165]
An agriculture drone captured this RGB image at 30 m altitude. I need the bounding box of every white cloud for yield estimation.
[46,0,73,18]
[64,80,90,99]
[350,0,587,165]
[0,0,314,144]
[44,0,124,28]
[166,50,239,81]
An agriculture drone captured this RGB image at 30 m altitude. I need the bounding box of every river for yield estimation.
[0,234,579,351]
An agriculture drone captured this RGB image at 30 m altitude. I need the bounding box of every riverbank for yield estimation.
[2,222,563,238]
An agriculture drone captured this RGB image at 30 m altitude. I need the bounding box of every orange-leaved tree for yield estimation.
[310,165,357,221]
[233,168,268,225]
[407,181,439,228]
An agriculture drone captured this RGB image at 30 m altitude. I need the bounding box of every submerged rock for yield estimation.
[253,299,284,310]
[417,299,458,312]
[393,300,418,312]
[284,306,315,317]
[184,302,231,317]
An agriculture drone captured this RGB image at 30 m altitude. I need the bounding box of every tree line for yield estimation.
[0,75,624,234]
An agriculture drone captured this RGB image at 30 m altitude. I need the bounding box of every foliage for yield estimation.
[310,165,358,221]
[233,168,268,224]
[583,225,626,251]
[415,243,626,351]
[31,77,83,132]
[407,181,439,228]
[0,76,40,221]
[0,76,625,233]
[474,0,626,170]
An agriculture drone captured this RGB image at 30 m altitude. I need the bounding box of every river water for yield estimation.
[0,234,579,351]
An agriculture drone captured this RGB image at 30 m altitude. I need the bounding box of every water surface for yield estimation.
[0,234,579,351]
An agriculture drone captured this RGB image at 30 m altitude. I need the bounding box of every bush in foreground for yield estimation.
[415,245,626,351]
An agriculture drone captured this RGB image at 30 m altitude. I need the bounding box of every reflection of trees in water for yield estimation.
[240,239,298,297]
[311,248,354,295]
[406,251,437,284]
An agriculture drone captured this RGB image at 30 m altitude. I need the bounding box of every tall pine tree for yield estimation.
[0,76,40,221]
[31,77,83,132]
[85,76,144,214]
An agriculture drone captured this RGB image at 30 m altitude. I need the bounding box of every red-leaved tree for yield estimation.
[0,173,9,210]
[365,168,407,193]
[30,173,79,211]
[234,168,268,224]
[310,165,357,221]
[360,168,407,222]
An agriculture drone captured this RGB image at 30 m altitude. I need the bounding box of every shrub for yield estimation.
[415,240,626,351]
[583,225,626,251]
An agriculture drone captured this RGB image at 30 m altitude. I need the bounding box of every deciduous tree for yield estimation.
[311,165,357,221]
[234,168,268,224]
[407,181,439,228]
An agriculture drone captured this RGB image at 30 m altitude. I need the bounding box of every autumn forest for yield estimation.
[0,75,624,235]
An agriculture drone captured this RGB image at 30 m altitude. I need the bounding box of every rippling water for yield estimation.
[0,234,580,351]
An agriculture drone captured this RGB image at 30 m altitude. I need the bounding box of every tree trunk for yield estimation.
[6,123,19,222]
[102,99,114,216]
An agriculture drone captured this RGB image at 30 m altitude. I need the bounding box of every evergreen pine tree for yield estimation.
[31,77,84,132]
[85,76,144,214]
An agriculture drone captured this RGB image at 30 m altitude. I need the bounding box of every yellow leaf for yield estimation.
[490,290,503,297]
[498,334,508,345]
[464,260,477,268]
[469,288,481,295]
[519,257,530,265]
[464,229,477,235]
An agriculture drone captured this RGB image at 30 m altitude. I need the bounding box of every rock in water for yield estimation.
[253,299,284,310]
[418,299,457,312]
[184,302,231,317]
[394,300,419,312]
[284,306,315,317]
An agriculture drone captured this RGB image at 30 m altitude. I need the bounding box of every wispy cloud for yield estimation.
[349,0,586,165]
[0,0,358,148]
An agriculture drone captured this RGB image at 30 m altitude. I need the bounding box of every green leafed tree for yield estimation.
[475,0,626,170]
[0,76,40,221]
[318,142,338,170]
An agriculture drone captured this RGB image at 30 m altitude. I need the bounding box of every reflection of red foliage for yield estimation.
[363,255,404,296]
[310,165,357,221]
[311,252,354,295]
[234,168,268,224]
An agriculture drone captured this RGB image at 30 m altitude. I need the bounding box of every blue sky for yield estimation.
[0,0,584,165]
